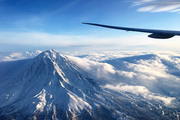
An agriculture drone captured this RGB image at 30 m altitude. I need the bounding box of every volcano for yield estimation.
[0,50,119,120]
[0,49,180,120]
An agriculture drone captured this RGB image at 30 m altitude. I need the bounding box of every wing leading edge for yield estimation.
[82,22,180,39]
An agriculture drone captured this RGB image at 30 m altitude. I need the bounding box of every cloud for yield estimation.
[127,57,168,78]
[0,31,155,51]
[66,51,180,107]
[0,32,85,46]
[103,84,149,95]
[133,0,180,13]
[1,30,180,52]
[103,84,175,105]
[66,52,180,81]
[67,56,116,80]
[0,50,42,62]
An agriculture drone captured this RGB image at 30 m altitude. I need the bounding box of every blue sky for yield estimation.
[0,0,180,52]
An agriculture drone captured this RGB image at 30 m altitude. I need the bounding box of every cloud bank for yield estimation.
[133,0,180,13]
[67,51,180,106]
[1,31,180,52]
[0,50,42,62]
[103,84,175,105]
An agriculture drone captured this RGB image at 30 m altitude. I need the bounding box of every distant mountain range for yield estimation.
[0,49,180,120]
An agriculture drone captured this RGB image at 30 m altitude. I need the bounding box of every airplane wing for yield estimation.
[82,22,180,39]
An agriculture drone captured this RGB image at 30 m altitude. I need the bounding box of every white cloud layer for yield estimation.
[66,51,180,106]
[1,31,180,52]
[67,56,116,80]
[133,0,180,13]
[1,30,180,52]
[103,84,175,105]
[0,50,42,62]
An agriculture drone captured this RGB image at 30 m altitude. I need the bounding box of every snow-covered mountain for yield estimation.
[0,49,180,120]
